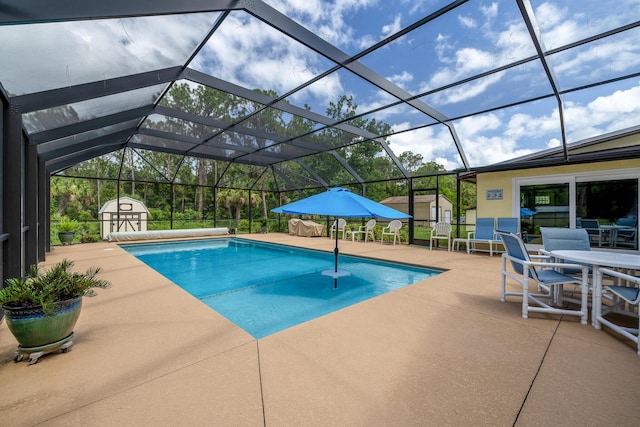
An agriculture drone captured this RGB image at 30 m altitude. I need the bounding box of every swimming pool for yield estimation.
[122,238,440,338]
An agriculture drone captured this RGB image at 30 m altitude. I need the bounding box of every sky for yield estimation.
[226,0,640,169]
[1,0,639,171]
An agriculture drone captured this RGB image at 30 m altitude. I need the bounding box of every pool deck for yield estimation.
[1,233,639,426]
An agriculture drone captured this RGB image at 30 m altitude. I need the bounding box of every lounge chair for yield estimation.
[596,268,640,355]
[429,221,452,251]
[347,219,376,242]
[496,217,519,235]
[465,218,502,256]
[497,231,589,324]
[380,220,402,245]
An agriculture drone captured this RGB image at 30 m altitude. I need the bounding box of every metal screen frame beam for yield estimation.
[3,103,24,279]
[25,142,38,268]
[29,105,154,145]
[0,0,243,25]
[46,144,122,174]
[38,157,47,261]
[37,129,134,161]
[11,67,183,113]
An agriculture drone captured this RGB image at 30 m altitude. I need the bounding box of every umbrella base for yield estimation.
[321,269,351,279]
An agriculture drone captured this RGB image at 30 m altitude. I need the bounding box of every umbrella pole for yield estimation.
[334,218,339,289]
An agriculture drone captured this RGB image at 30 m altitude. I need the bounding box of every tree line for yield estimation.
[51,83,476,231]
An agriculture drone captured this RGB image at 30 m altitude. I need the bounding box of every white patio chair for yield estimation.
[429,222,452,251]
[596,268,640,356]
[380,220,403,245]
[330,218,348,240]
[347,219,376,242]
[497,230,589,324]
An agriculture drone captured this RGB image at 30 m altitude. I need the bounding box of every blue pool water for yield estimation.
[122,239,440,338]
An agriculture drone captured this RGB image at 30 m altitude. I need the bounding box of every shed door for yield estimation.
[111,213,142,233]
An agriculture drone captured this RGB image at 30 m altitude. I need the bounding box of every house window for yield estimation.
[576,179,638,249]
[575,179,637,223]
[515,170,639,250]
[520,183,570,237]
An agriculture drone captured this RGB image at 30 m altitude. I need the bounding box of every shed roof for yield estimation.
[98,196,149,214]
[380,195,451,204]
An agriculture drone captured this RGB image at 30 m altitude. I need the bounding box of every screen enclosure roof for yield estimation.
[1,0,639,190]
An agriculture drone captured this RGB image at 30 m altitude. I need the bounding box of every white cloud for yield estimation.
[388,71,414,90]
[288,73,344,107]
[533,2,567,29]
[454,48,496,74]
[458,15,476,29]
[264,0,378,49]
[452,114,535,165]
[494,22,537,62]
[464,135,533,166]
[456,114,501,136]
[506,111,559,140]
[563,83,640,141]
[0,14,217,94]
[391,84,640,169]
[430,71,503,104]
[552,36,640,83]
[481,2,499,19]
[387,123,461,169]
[547,138,562,149]
[196,12,333,97]
[434,33,455,64]
[381,15,403,38]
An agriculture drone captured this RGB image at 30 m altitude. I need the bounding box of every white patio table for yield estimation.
[599,224,634,247]
[550,250,640,328]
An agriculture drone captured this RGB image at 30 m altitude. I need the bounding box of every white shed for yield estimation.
[98,197,149,240]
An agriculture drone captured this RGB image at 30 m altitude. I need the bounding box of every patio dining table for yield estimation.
[599,224,635,247]
[550,250,640,328]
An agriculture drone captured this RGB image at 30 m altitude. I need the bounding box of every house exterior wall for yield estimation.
[476,159,640,219]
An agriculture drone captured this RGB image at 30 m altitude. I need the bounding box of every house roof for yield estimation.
[380,195,451,204]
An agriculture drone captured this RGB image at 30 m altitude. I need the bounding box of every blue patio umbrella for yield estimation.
[272,187,411,288]
[520,208,537,217]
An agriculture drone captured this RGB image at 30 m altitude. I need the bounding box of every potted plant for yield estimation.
[0,259,111,364]
[57,217,79,245]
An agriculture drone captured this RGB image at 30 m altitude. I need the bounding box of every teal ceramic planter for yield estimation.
[58,232,75,245]
[2,297,82,348]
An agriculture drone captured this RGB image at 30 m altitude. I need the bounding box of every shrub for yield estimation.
[57,217,79,233]
[237,219,249,232]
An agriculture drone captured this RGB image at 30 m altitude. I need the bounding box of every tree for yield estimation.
[158,83,244,215]
[398,152,424,173]
[50,177,94,219]
[218,189,260,226]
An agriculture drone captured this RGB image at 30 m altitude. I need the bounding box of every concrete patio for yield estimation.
[0,233,638,426]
